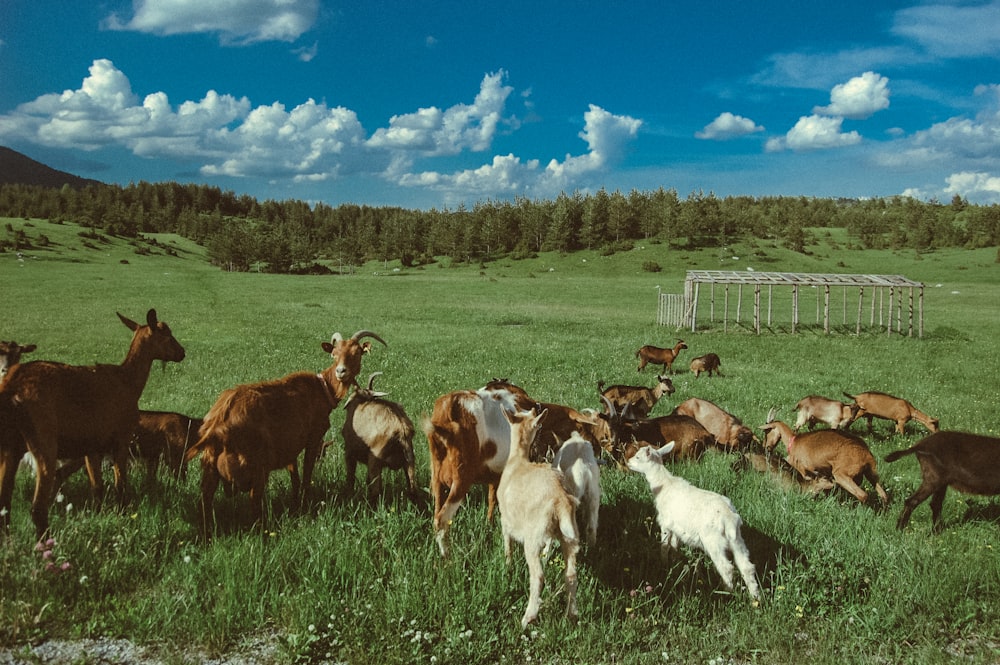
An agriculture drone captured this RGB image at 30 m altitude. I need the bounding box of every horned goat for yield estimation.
[886,431,1000,533]
[497,407,580,629]
[627,441,760,600]
[601,397,712,466]
[597,374,674,418]
[636,340,687,374]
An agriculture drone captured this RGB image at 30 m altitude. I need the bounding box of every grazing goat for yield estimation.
[497,407,579,629]
[673,397,755,450]
[185,329,385,537]
[731,446,837,494]
[597,374,674,418]
[628,441,760,600]
[636,339,687,374]
[689,353,722,378]
[843,391,939,435]
[886,431,1000,533]
[601,397,712,466]
[0,309,185,539]
[341,372,423,506]
[794,395,858,431]
[761,418,888,507]
[552,432,601,547]
[133,410,203,481]
[0,341,36,380]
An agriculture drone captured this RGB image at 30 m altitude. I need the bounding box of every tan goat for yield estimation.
[843,391,939,434]
[794,395,858,431]
[761,419,888,507]
[0,309,186,539]
[186,330,385,537]
[673,397,755,450]
[689,353,722,378]
[497,407,580,629]
[597,374,674,418]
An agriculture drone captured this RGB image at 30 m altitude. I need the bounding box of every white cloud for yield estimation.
[814,72,890,120]
[766,115,861,152]
[696,112,764,140]
[943,171,1000,199]
[892,1,1000,58]
[102,0,319,44]
[293,42,318,62]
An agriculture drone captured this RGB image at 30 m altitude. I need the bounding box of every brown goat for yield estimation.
[0,341,36,380]
[133,410,203,481]
[689,353,722,378]
[761,419,888,507]
[601,397,713,465]
[0,309,185,539]
[636,340,687,374]
[731,447,837,494]
[886,431,1000,533]
[597,374,675,418]
[186,330,385,537]
[341,372,423,506]
[843,391,939,435]
[794,395,858,431]
[673,397,755,450]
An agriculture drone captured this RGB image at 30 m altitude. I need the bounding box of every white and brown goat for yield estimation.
[636,340,687,374]
[341,372,423,506]
[0,309,186,539]
[185,330,385,537]
[497,407,580,629]
[0,341,36,381]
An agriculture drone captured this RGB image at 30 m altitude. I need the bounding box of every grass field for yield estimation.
[2,218,1000,664]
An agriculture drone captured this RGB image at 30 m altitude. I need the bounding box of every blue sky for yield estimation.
[2,1,1000,209]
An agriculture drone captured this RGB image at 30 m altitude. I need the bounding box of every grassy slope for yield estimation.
[1,218,1000,664]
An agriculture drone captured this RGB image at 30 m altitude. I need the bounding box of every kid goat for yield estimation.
[497,407,580,629]
[0,309,185,539]
[552,432,601,547]
[627,441,760,600]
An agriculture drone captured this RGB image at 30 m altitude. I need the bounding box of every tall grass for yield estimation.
[2,218,1000,663]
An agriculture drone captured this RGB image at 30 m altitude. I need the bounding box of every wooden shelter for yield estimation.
[658,271,925,337]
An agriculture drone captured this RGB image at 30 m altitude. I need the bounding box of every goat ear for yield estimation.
[117,312,139,331]
[321,341,334,354]
[656,440,676,457]
[146,309,158,327]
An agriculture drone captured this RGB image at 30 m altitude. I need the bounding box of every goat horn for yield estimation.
[331,332,343,343]
[600,395,617,418]
[351,330,388,346]
[366,371,383,390]
[765,406,779,424]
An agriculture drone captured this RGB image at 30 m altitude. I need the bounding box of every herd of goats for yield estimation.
[1,310,1000,627]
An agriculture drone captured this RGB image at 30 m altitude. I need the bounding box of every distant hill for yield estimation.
[0,146,102,189]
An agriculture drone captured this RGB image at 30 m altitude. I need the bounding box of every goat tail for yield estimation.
[555,493,580,542]
[885,446,917,463]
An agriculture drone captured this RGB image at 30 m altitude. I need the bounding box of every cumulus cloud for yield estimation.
[765,115,861,152]
[103,0,319,44]
[814,72,890,119]
[892,1,1000,58]
[696,112,764,140]
[944,171,1000,199]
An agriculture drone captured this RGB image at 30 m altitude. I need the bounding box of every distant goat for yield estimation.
[341,372,423,506]
[843,391,939,435]
[497,407,580,628]
[794,395,858,431]
[0,341,36,380]
[886,431,1000,533]
[597,374,674,418]
[0,309,185,539]
[636,340,687,374]
[186,329,385,536]
[673,397,755,450]
[761,417,888,507]
[689,353,722,378]
[552,432,601,547]
[628,441,760,600]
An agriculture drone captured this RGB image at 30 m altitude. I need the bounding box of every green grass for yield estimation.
[2,218,1000,664]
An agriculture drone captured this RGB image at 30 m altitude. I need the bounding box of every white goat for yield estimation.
[497,408,580,629]
[553,432,601,547]
[627,441,760,600]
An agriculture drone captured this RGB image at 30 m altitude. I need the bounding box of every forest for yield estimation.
[1,180,999,272]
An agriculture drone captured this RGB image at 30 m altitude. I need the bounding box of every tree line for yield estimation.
[1,180,998,272]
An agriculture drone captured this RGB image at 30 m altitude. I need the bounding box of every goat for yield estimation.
[760,418,888,507]
[132,410,203,481]
[0,341,36,380]
[793,395,858,431]
[689,353,722,378]
[672,397,755,451]
[843,391,939,435]
[0,309,185,539]
[636,339,687,374]
[885,431,1000,533]
[185,330,385,537]
[597,374,674,418]
[552,432,601,547]
[731,446,837,494]
[627,441,760,600]
[497,407,579,629]
[341,372,423,506]
[601,397,712,466]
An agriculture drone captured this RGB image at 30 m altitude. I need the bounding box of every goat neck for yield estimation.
[317,365,350,406]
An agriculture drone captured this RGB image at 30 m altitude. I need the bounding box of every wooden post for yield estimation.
[767,285,773,327]
[856,286,864,335]
[908,287,914,337]
[792,284,799,333]
[724,284,729,333]
[887,287,894,335]
[919,286,924,339]
[691,282,700,332]
[824,285,830,334]
[737,284,743,324]
[754,283,761,335]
